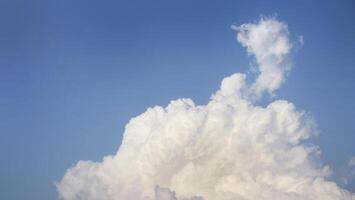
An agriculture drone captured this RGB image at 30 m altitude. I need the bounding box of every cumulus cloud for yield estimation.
[57,17,355,200]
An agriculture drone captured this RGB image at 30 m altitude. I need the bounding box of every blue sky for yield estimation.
[0,0,354,199]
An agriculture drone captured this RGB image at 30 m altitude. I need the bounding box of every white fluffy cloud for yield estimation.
[232,17,292,99]
[57,17,355,200]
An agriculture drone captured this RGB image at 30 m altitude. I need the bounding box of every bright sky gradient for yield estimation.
[0,0,354,199]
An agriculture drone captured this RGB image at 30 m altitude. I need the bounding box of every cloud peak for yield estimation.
[232,17,292,99]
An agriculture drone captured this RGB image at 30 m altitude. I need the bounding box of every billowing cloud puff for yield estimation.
[57,17,355,200]
[233,17,292,98]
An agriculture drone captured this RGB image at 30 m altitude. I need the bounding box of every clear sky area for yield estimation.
[0,0,354,199]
